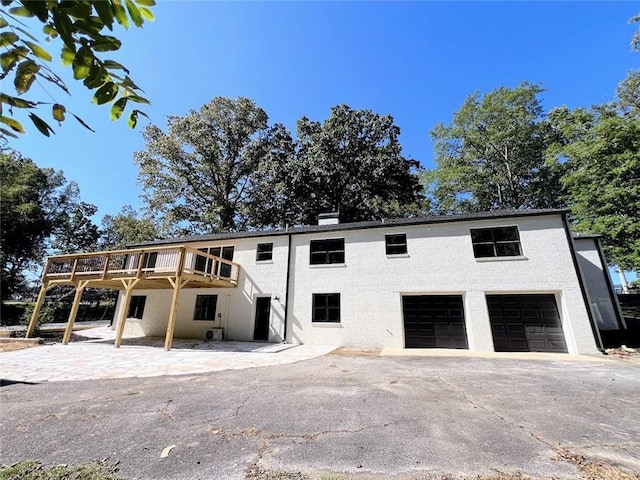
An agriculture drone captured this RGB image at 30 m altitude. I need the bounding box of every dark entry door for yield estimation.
[253,297,271,341]
[486,294,568,353]
[402,295,468,349]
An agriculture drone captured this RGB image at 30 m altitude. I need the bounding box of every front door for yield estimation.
[253,297,271,341]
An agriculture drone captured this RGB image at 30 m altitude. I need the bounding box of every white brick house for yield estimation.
[106,209,624,355]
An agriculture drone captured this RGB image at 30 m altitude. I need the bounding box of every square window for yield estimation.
[385,234,407,255]
[193,295,218,321]
[470,226,522,258]
[310,239,345,265]
[312,293,341,323]
[127,295,146,319]
[256,243,273,261]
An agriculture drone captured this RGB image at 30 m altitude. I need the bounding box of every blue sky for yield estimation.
[8,1,639,278]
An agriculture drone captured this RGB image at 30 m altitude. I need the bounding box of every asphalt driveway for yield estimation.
[1,353,639,480]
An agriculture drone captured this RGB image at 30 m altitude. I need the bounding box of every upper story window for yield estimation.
[470,226,522,258]
[195,246,234,277]
[310,238,345,265]
[142,251,157,270]
[127,295,146,319]
[385,234,407,255]
[256,243,273,261]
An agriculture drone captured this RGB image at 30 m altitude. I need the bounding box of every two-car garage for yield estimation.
[402,293,568,353]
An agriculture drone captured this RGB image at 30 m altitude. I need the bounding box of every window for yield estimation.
[470,226,522,258]
[142,251,157,270]
[193,295,218,321]
[385,234,407,255]
[194,246,234,277]
[127,296,146,319]
[312,293,341,323]
[310,239,345,265]
[256,243,273,261]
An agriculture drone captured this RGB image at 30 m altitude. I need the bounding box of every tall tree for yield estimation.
[0,150,98,300]
[426,82,563,213]
[100,205,158,249]
[548,104,640,272]
[286,105,423,225]
[135,97,291,234]
[0,0,154,141]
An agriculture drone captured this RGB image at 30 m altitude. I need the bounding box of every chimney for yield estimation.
[318,212,340,226]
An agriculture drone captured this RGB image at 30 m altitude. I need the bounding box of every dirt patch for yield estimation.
[606,346,640,359]
[0,460,123,480]
[329,347,381,357]
[555,445,640,480]
[0,342,40,353]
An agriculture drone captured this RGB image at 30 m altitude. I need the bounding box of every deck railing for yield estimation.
[42,245,240,287]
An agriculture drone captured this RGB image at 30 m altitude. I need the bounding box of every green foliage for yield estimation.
[0,0,154,140]
[0,460,123,480]
[548,103,640,271]
[0,150,99,301]
[100,205,158,248]
[426,82,564,213]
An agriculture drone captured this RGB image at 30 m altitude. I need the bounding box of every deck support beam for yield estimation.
[114,278,140,348]
[25,282,51,338]
[62,280,90,345]
[164,248,187,351]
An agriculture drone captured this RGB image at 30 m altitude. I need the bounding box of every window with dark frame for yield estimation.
[470,226,522,258]
[194,246,234,277]
[256,243,273,261]
[142,251,157,270]
[310,239,345,265]
[312,293,341,323]
[193,295,218,321]
[385,234,407,255]
[127,295,146,319]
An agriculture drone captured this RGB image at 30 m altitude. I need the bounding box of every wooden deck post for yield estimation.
[164,247,187,351]
[62,281,88,345]
[114,279,139,348]
[25,282,49,338]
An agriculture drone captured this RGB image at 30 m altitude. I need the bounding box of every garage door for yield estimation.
[402,295,468,349]
[486,294,568,353]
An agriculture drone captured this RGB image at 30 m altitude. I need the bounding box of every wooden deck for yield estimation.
[26,245,241,350]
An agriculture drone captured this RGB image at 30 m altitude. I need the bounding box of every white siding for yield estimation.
[288,215,599,354]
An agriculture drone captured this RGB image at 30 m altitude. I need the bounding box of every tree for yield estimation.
[282,105,424,225]
[425,82,564,213]
[0,150,98,301]
[100,205,157,249]
[0,0,154,141]
[135,97,289,235]
[548,104,640,272]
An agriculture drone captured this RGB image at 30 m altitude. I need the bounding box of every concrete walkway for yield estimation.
[0,326,335,383]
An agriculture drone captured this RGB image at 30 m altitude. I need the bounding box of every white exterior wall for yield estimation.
[574,238,622,331]
[113,235,289,342]
[288,215,599,354]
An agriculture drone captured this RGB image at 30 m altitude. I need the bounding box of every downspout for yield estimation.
[561,214,605,353]
[282,233,292,343]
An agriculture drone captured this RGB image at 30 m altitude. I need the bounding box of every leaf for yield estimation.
[103,60,130,74]
[128,109,138,128]
[125,0,144,27]
[0,31,19,48]
[0,115,25,133]
[126,94,150,104]
[136,0,156,6]
[113,1,129,29]
[12,25,39,42]
[0,127,19,138]
[53,103,66,122]
[42,24,59,38]
[25,41,52,62]
[72,47,93,80]
[0,93,37,108]
[111,97,128,121]
[59,2,92,20]
[8,6,34,17]
[0,16,7,28]
[91,35,122,52]
[71,112,95,132]
[139,6,154,21]
[29,112,55,136]
[14,60,40,94]
[93,82,118,105]
[21,1,48,22]
[61,45,74,66]
[93,1,114,30]
[51,7,75,52]
[83,64,108,88]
